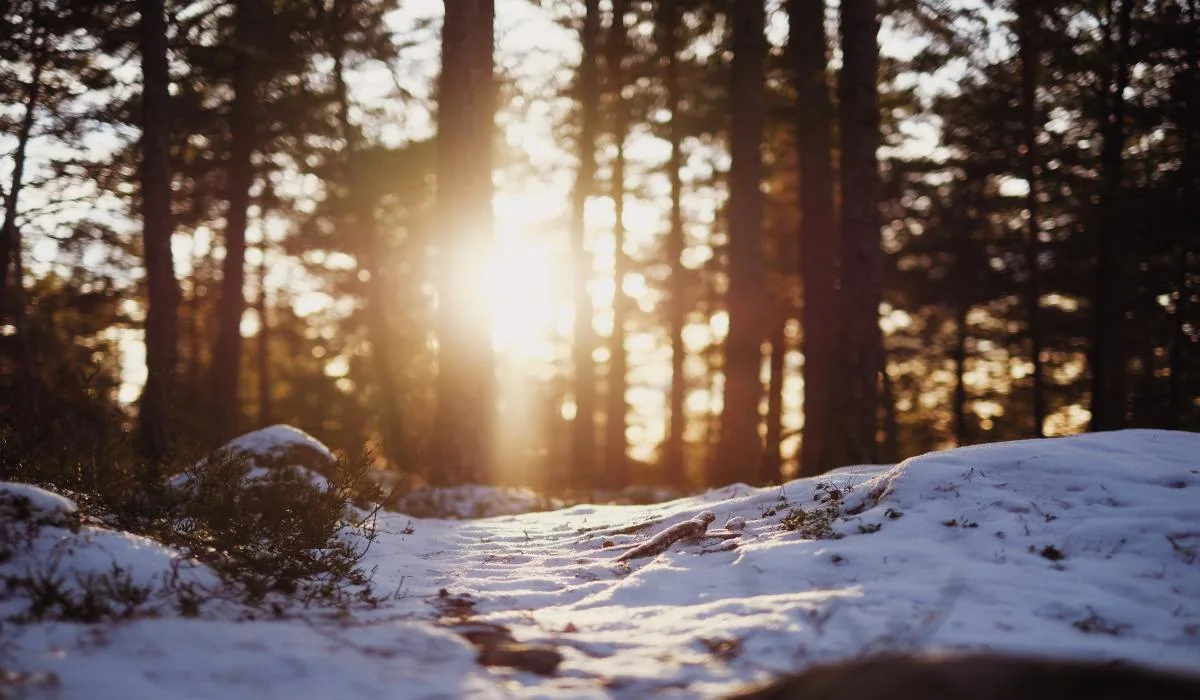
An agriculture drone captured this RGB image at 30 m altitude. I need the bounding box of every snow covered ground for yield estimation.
[4,429,1199,698]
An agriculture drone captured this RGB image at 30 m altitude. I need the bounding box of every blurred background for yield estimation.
[0,0,1196,496]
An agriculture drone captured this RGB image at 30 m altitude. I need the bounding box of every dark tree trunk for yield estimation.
[659,0,687,488]
[431,0,495,485]
[1016,0,1045,437]
[0,36,46,381]
[211,0,262,440]
[1089,0,1135,431]
[953,297,970,447]
[716,0,768,487]
[1170,249,1191,427]
[879,349,899,463]
[834,0,883,466]
[605,0,630,490]
[788,0,839,477]
[762,323,786,485]
[255,237,270,426]
[569,0,600,485]
[137,0,181,465]
[1171,0,1198,427]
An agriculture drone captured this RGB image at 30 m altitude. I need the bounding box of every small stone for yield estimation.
[725,516,747,531]
[478,643,563,676]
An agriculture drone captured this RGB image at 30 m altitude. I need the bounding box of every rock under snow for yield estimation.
[171,424,336,491]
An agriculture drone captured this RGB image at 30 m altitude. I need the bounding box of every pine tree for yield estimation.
[136,0,181,464]
[788,0,838,476]
[716,0,768,486]
[833,0,883,466]
[432,0,496,485]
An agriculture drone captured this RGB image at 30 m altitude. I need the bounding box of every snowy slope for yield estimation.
[4,429,1199,698]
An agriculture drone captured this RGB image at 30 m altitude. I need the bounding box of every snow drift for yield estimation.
[3,428,1198,698]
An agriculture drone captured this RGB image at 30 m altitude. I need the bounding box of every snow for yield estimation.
[168,424,335,491]
[1,481,79,519]
[5,429,1200,697]
[1,485,220,623]
[394,484,563,519]
[220,424,337,467]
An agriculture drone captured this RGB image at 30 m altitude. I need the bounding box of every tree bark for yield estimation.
[953,296,970,447]
[210,0,262,440]
[833,0,883,467]
[0,33,46,372]
[1016,0,1045,437]
[659,0,687,488]
[762,323,786,485]
[604,0,630,490]
[788,0,838,477]
[1171,0,1198,428]
[255,236,270,426]
[137,0,181,465]
[569,0,600,486]
[716,0,768,487]
[879,348,899,463]
[1089,0,1135,431]
[431,0,496,485]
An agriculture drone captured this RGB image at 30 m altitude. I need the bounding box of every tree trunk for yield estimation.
[211,0,261,440]
[569,0,600,486]
[833,0,883,467]
[1016,0,1045,438]
[953,297,970,447]
[659,0,687,488]
[788,0,839,477]
[1089,0,1135,431]
[1170,248,1191,427]
[879,349,899,463]
[255,237,270,426]
[715,0,768,487]
[762,323,786,485]
[604,0,630,490]
[0,36,46,376]
[431,0,496,485]
[1171,0,1198,428]
[137,0,181,465]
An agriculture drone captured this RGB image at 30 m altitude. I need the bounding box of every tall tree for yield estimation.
[658,0,687,486]
[570,0,600,483]
[210,0,262,439]
[1016,0,1045,437]
[137,0,181,463]
[605,0,630,489]
[0,6,48,376]
[1089,0,1136,431]
[432,0,496,484]
[324,0,407,469]
[788,0,838,476]
[254,235,270,426]
[716,0,767,485]
[833,0,883,466]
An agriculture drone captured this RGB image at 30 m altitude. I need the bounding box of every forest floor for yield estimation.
[3,429,1199,698]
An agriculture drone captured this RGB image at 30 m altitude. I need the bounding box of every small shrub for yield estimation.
[781,505,842,540]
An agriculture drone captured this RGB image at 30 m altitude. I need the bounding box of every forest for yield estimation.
[1,0,1197,497]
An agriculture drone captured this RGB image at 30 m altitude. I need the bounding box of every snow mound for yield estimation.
[1,481,79,525]
[1,482,219,623]
[221,424,336,470]
[171,424,336,491]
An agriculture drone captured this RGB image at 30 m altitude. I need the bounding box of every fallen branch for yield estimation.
[616,511,716,562]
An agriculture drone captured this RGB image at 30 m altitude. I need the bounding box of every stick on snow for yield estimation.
[616,511,716,562]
